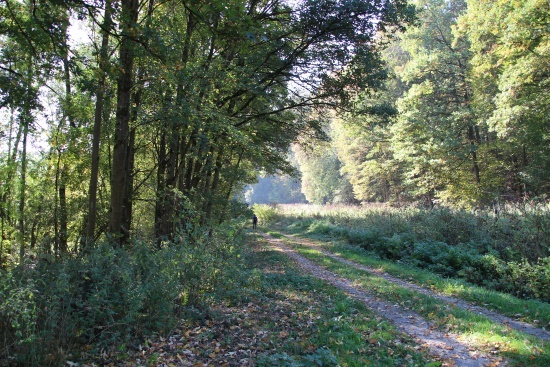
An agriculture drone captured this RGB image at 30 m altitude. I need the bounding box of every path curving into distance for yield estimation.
[260,232,510,367]
[283,233,550,342]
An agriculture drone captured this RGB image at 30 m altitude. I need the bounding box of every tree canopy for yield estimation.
[0,0,415,254]
[290,0,550,208]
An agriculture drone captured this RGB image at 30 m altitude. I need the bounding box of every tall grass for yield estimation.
[263,202,550,302]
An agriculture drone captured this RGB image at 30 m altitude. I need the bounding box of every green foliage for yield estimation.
[0,222,248,365]
[504,258,550,301]
[273,203,550,303]
[252,204,281,225]
[319,0,550,206]
[293,144,356,205]
[463,0,550,194]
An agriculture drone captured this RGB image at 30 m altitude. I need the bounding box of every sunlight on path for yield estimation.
[285,234,550,342]
[260,232,508,367]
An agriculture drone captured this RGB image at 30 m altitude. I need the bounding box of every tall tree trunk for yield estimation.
[122,126,136,234]
[205,145,224,221]
[109,0,139,245]
[18,113,29,265]
[86,0,114,246]
[18,51,34,265]
[219,149,243,223]
[121,0,156,236]
[159,120,180,237]
[468,125,481,185]
[157,13,195,238]
[58,178,68,252]
[155,128,167,241]
[1,108,21,243]
[58,12,72,254]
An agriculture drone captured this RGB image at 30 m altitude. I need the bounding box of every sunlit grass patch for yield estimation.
[248,234,433,366]
[278,230,550,330]
[285,240,550,367]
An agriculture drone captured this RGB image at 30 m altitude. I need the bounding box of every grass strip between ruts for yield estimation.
[271,232,550,367]
[247,233,435,366]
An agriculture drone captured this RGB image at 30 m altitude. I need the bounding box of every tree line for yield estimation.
[0,0,414,259]
[293,0,550,208]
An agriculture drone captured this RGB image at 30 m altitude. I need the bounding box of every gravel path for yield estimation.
[260,232,509,367]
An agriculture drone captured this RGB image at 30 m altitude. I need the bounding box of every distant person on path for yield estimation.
[252,214,258,229]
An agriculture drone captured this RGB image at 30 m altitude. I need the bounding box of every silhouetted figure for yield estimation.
[252,214,258,229]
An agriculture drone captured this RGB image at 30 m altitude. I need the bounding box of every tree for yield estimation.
[461,0,550,198]
[0,0,415,254]
[332,115,402,203]
[387,0,486,206]
[293,142,355,204]
[86,0,114,245]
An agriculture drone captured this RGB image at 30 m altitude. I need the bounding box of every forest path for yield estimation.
[259,231,515,367]
[282,233,550,342]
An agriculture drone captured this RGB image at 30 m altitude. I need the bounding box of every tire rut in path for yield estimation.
[260,232,507,367]
[284,233,550,342]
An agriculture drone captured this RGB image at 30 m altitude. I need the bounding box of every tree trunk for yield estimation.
[122,126,136,235]
[157,13,195,238]
[219,149,243,223]
[121,0,156,237]
[205,145,224,221]
[155,128,167,241]
[468,125,481,185]
[58,170,68,253]
[86,0,113,246]
[1,108,21,243]
[18,113,29,264]
[58,13,72,254]
[109,0,140,245]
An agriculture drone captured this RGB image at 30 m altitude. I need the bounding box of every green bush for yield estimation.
[347,229,383,246]
[253,204,280,225]
[0,221,248,366]
[369,235,405,260]
[505,258,550,300]
[308,220,338,235]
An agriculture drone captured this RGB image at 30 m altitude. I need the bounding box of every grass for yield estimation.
[278,228,550,329]
[245,233,434,366]
[273,233,550,367]
[78,231,437,366]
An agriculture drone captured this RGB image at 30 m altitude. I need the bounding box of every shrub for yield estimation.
[505,258,550,301]
[253,204,280,225]
[468,252,507,288]
[369,235,405,260]
[347,229,383,247]
[308,220,338,235]
[0,221,248,366]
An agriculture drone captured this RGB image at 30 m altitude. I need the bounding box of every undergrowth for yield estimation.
[287,241,550,367]
[257,203,550,303]
[0,220,248,366]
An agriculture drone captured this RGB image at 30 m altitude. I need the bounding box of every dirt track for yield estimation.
[260,232,519,367]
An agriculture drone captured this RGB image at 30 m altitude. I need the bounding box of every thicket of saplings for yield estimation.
[255,201,550,303]
[0,207,254,366]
